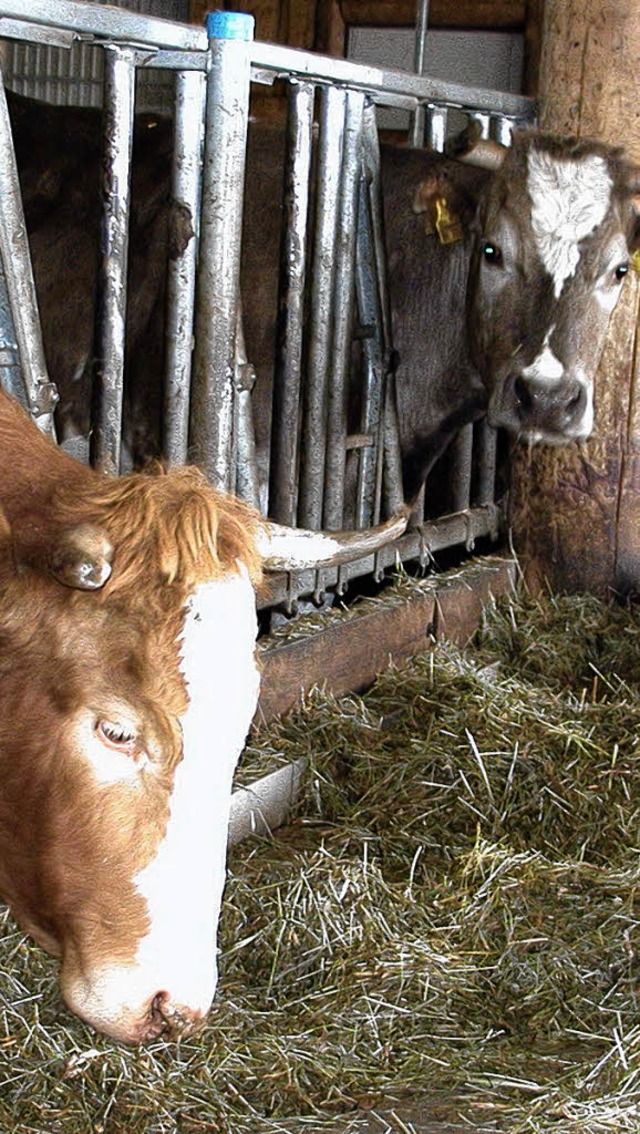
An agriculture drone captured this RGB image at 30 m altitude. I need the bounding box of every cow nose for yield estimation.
[514,375,585,432]
[143,990,204,1041]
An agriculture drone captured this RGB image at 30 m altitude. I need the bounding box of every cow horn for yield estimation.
[48,523,113,590]
[258,509,409,572]
[445,123,507,172]
[454,139,507,171]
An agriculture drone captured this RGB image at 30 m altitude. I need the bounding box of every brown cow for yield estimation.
[0,385,405,1042]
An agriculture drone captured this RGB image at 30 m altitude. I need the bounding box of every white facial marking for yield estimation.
[521,328,564,385]
[65,566,260,1039]
[527,149,613,298]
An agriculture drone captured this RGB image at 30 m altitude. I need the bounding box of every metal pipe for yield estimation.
[298,84,345,530]
[449,423,474,513]
[0,65,57,434]
[268,80,314,524]
[91,45,136,475]
[163,68,205,465]
[492,115,514,146]
[475,419,497,507]
[323,89,365,530]
[234,308,261,512]
[409,0,430,147]
[189,10,254,491]
[426,105,447,152]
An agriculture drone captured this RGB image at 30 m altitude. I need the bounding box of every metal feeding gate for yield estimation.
[0,0,535,616]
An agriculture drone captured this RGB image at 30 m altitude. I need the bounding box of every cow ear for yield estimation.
[47,523,113,590]
[413,173,464,243]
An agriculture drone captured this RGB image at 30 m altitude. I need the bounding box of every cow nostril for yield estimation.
[513,376,533,413]
[566,385,582,411]
[148,990,202,1039]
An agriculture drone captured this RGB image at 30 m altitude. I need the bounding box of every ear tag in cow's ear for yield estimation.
[434,196,462,245]
[631,248,640,272]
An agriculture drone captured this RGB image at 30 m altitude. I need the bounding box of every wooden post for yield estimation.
[509,0,640,595]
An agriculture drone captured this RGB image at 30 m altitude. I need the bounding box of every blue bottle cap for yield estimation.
[206,10,255,41]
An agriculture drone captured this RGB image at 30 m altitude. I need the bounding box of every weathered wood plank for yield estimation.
[256,556,515,724]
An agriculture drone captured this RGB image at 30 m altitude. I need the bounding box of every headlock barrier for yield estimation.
[0,0,535,615]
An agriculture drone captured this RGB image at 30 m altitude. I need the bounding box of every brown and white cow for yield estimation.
[7,92,640,506]
[0,385,405,1043]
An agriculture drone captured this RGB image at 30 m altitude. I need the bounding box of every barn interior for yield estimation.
[1,0,640,1131]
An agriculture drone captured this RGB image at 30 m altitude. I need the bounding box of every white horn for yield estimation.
[455,139,507,171]
[257,509,409,572]
[445,123,507,171]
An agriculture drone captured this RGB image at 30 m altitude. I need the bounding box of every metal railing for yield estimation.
[0,0,536,613]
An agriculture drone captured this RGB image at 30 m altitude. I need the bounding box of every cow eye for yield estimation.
[482,241,502,265]
[96,718,138,754]
[615,263,629,281]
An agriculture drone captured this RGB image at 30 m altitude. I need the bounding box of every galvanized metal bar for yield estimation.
[353,108,390,529]
[409,0,430,147]
[268,80,314,525]
[189,10,254,491]
[449,423,474,514]
[234,309,261,512]
[298,85,345,531]
[0,0,206,52]
[248,40,535,121]
[90,45,135,475]
[0,66,57,434]
[492,115,514,146]
[0,263,25,410]
[475,419,498,507]
[468,110,491,139]
[0,3,535,123]
[382,372,406,517]
[426,105,447,152]
[163,67,205,465]
[323,89,365,530]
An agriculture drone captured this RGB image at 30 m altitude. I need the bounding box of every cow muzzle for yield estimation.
[61,964,212,1044]
[489,372,592,444]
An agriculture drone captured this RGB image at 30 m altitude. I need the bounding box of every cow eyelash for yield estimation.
[482,241,502,265]
[96,719,138,752]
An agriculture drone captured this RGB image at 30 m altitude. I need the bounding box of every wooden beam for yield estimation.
[339,0,526,31]
[256,556,515,724]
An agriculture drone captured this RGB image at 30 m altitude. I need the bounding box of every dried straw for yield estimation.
[2,581,640,1133]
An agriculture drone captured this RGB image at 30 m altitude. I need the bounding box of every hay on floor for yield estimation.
[2,582,640,1133]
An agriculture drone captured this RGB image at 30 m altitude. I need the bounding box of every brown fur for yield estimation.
[0,386,262,985]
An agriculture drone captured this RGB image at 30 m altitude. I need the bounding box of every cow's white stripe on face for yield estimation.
[521,327,563,385]
[527,150,613,298]
[135,566,259,1011]
[68,567,259,1038]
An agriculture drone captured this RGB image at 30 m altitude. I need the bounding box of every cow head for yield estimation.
[0,389,406,1043]
[468,132,640,443]
[0,463,266,1043]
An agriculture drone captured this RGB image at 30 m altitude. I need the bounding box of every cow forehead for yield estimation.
[526,148,614,298]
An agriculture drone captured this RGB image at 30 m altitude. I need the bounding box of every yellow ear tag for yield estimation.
[434,196,462,245]
[631,248,640,272]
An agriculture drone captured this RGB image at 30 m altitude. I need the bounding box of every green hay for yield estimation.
[3,582,640,1133]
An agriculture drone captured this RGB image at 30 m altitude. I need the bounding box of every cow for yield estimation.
[6,90,640,510]
[0,383,406,1043]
